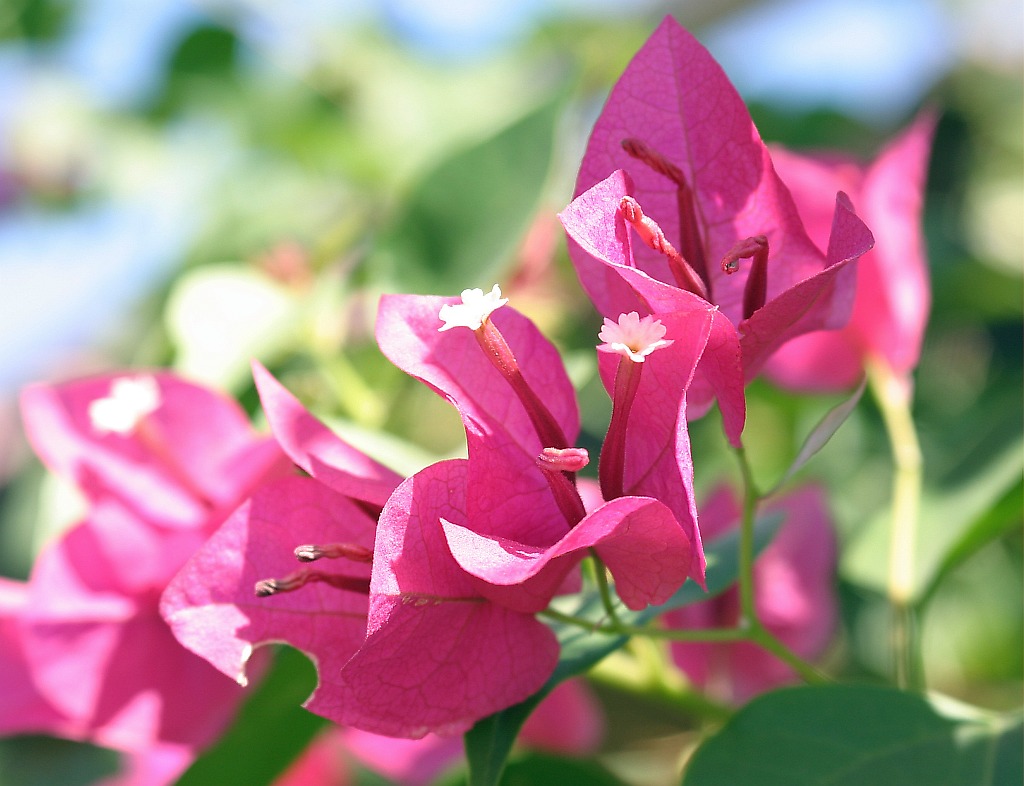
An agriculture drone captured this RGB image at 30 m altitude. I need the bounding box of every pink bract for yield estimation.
[328,459,561,738]
[20,372,286,530]
[11,372,286,753]
[561,17,874,437]
[0,577,76,738]
[161,476,374,689]
[666,485,838,703]
[765,114,935,390]
[377,294,699,599]
[161,365,403,725]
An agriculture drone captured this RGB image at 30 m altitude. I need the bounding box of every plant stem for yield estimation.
[867,357,924,691]
[733,444,760,624]
[590,550,624,628]
[540,444,832,687]
[748,625,830,685]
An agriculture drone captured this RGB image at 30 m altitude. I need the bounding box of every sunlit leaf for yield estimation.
[768,377,866,494]
[166,265,299,391]
[681,685,1023,786]
[372,100,560,294]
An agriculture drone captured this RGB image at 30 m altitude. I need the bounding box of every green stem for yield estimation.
[589,550,624,628]
[732,444,832,685]
[867,357,924,691]
[538,608,745,642]
[540,444,832,687]
[733,445,760,623]
[748,624,830,685]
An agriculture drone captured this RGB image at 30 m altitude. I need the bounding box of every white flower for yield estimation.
[438,284,508,332]
[597,312,673,363]
[88,376,161,435]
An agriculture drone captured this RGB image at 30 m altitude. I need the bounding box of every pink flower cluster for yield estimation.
[1,14,933,785]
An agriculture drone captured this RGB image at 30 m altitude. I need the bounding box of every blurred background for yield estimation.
[0,1,1020,784]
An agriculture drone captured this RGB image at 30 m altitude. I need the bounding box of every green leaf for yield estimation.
[0,736,117,786]
[681,685,1023,786]
[175,647,327,786]
[842,442,1023,601]
[768,378,866,496]
[464,514,782,786]
[373,99,560,294]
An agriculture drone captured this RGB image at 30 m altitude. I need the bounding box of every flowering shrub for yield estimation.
[2,10,1020,786]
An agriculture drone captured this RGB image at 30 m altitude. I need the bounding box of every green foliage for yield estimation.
[176,647,326,786]
[371,99,561,293]
[681,685,1023,786]
[0,736,117,786]
[842,442,1023,602]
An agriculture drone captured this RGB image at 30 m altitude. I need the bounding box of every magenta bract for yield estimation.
[13,372,285,752]
[765,114,935,390]
[561,17,875,439]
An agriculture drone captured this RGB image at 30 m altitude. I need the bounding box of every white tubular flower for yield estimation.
[438,284,509,332]
[89,376,161,435]
[597,312,673,363]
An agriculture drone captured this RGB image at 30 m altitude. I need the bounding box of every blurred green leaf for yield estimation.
[465,514,782,786]
[373,99,560,293]
[175,647,326,786]
[842,442,1023,600]
[681,685,1022,786]
[0,736,117,786]
[768,378,866,495]
[495,752,627,786]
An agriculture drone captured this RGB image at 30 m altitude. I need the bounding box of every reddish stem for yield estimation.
[720,235,769,319]
[474,319,569,450]
[599,357,643,501]
[622,137,711,297]
[619,196,708,300]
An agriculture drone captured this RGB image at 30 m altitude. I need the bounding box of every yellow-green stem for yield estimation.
[867,357,924,690]
[590,550,624,628]
[733,445,760,624]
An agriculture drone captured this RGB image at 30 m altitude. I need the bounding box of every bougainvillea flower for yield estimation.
[161,476,376,696]
[314,293,696,737]
[560,17,874,441]
[0,577,76,738]
[665,485,837,703]
[377,292,701,595]
[162,364,400,709]
[11,372,288,752]
[18,500,251,752]
[20,371,286,530]
[764,114,935,391]
[326,458,561,737]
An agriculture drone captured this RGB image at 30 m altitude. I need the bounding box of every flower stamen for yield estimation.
[254,568,370,598]
[720,235,769,319]
[622,138,711,296]
[294,542,374,563]
[619,196,708,300]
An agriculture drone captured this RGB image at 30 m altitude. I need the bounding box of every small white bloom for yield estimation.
[597,312,673,363]
[438,284,508,332]
[88,376,161,435]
